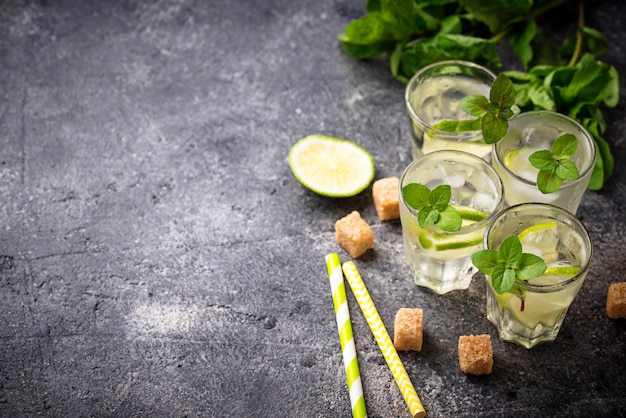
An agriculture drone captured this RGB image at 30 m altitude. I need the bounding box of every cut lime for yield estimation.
[544,266,581,276]
[502,147,538,181]
[518,221,559,263]
[288,135,375,197]
[458,208,489,223]
[418,208,487,251]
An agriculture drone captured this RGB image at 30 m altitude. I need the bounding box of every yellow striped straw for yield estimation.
[325,254,367,418]
[342,261,426,418]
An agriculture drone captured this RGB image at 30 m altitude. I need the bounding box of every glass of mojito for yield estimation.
[491,110,597,214]
[405,60,497,160]
[399,150,504,294]
[483,203,593,349]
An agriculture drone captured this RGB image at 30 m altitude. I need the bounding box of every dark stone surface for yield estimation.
[0,1,624,417]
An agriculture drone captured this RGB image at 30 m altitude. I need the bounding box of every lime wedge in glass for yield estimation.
[288,135,375,197]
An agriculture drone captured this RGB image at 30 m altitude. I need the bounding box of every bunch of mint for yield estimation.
[338,0,619,190]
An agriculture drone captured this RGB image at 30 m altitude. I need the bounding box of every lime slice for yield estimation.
[502,147,538,182]
[518,221,559,263]
[458,208,489,223]
[544,266,581,276]
[288,135,375,197]
[418,208,487,251]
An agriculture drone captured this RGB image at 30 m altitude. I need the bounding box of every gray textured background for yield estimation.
[0,0,624,417]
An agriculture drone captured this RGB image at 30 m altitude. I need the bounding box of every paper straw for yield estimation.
[342,261,426,418]
[325,253,368,418]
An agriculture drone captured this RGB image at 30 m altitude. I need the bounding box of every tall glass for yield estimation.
[483,203,593,348]
[492,110,597,214]
[399,150,504,294]
[405,60,496,160]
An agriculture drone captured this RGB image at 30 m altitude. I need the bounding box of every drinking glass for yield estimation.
[399,150,504,294]
[405,60,496,160]
[483,203,593,348]
[491,110,597,214]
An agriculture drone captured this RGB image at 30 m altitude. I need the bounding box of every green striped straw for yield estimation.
[325,253,367,418]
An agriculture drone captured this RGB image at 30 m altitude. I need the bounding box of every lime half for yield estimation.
[288,135,375,197]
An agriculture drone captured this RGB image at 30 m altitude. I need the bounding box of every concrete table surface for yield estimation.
[1,1,625,417]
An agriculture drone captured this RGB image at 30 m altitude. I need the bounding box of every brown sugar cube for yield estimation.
[334,211,374,258]
[606,282,626,319]
[458,334,493,376]
[372,177,400,221]
[393,308,423,352]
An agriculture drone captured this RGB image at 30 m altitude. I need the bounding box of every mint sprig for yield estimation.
[471,235,547,299]
[462,73,519,144]
[401,183,462,232]
[431,74,519,144]
[529,133,581,194]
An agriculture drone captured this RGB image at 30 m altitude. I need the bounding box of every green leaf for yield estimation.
[431,119,481,133]
[516,253,547,280]
[552,133,577,158]
[556,159,580,180]
[500,268,517,293]
[498,235,522,267]
[529,150,556,171]
[403,183,461,231]
[537,169,563,194]
[380,0,416,40]
[459,0,532,33]
[481,113,508,144]
[419,208,438,228]
[429,184,451,210]
[461,95,490,117]
[402,183,431,211]
[490,73,516,108]
[471,249,499,275]
[436,205,463,232]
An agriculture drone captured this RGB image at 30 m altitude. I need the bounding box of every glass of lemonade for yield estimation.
[483,203,593,348]
[399,150,504,294]
[405,60,496,160]
[492,110,597,214]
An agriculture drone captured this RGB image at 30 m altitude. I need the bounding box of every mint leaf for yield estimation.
[490,73,517,109]
[471,249,499,275]
[437,205,463,232]
[418,208,439,228]
[461,95,490,117]
[481,113,509,144]
[401,183,462,232]
[401,183,430,211]
[431,119,481,132]
[529,133,580,193]
[497,235,522,267]
[429,184,451,210]
[471,234,547,296]
[552,133,577,158]
[536,169,563,194]
[528,150,555,170]
[556,159,580,180]
[517,253,547,280]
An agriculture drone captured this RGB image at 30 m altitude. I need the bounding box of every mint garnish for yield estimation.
[529,133,581,194]
[431,73,520,144]
[401,183,462,232]
[471,235,547,307]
